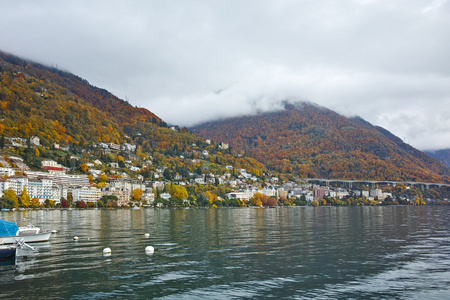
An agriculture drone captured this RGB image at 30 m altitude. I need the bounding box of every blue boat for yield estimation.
[0,245,16,260]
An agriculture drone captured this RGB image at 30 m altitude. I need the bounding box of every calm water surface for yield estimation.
[0,206,449,299]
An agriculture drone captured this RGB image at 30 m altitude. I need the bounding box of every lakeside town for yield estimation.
[0,135,448,210]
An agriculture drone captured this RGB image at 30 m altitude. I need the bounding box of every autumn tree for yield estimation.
[61,198,69,208]
[250,192,265,207]
[67,194,73,206]
[204,191,218,205]
[116,155,125,168]
[80,163,88,173]
[19,187,31,207]
[31,197,40,207]
[44,199,55,208]
[196,193,209,206]
[100,174,108,182]
[132,189,143,201]
[170,185,188,201]
[3,188,19,208]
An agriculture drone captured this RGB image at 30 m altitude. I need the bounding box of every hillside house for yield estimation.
[122,143,136,152]
[30,136,40,146]
[107,143,120,151]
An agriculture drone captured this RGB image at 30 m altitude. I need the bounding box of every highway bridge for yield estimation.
[299,178,450,189]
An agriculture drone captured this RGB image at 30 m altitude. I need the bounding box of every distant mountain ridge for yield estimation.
[191,102,450,184]
[424,149,450,168]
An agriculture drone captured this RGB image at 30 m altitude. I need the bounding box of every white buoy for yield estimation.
[145,246,154,254]
[103,247,111,254]
[144,233,150,238]
[73,236,79,240]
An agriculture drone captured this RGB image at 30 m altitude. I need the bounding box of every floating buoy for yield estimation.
[73,236,79,240]
[103,247,111,254]
[145,246,154,254]
[144,233,150,238]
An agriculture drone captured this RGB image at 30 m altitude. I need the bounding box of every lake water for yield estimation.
[1,206,449,299]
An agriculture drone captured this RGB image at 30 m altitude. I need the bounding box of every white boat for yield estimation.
[0,220,51,244]
[0,238,37,262]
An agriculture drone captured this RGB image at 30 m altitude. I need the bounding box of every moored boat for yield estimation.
[0,244,16,260]
[0,220,51,244]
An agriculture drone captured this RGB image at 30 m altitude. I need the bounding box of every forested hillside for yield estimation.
[0,51,162,147]
[192,103,450,184]
[0,50,266,176]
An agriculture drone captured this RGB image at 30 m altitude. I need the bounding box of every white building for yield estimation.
[51,185,67,203]
[27,178,53,202]
[160,192,171,200]
[142,187,155,204]
[109,179,145,192]
[25,172,89,187]
[226,191,249,201]
[0,167,15,177]
[30,136,40,146]
[72,187,102,203]
[0,180,13,197]
[122,143,136,152]
[261,186,277,197]
[7,176,28,195]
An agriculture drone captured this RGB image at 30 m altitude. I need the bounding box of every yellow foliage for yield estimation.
[132,189,143,201]
[80,163,88,174]
[100,174,108,182]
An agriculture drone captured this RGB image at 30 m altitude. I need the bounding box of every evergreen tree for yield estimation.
[0,134,5,149]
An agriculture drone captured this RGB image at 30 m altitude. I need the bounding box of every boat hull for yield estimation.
[0,245,16,259]
[0,232,52,244]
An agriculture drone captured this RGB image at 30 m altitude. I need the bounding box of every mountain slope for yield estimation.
[424,149,450,168]
[0,50,163,147]
[191,102,450,183]
[0,50,267,177]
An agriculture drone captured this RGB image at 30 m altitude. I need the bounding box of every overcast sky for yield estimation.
[1,0,449,150]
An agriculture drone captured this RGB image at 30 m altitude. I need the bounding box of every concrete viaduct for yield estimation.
[300,178,450,190]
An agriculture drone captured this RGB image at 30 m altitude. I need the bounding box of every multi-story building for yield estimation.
[142,187,155,204]
[226,191,247,201]
[0,167,15,177]
[71,187,102,204]
[101,187,131,206]
[109,179,145,192]
[24,171,89,188]
[51,185,67,203]
[7,176,28,195]
[27,177,53,202]
[0,179,13,197]
[313,188,325,200]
